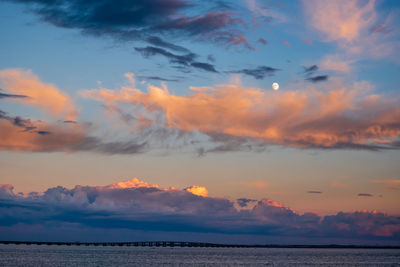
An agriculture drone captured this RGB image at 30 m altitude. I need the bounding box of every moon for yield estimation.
[272,82,279,90]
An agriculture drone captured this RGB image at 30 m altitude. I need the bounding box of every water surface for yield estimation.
[1,244,399,266]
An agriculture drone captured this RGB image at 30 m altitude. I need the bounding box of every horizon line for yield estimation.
[1,241,399,249]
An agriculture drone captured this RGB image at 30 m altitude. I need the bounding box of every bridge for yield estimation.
[0,241,246,248]
[0,241,398,249]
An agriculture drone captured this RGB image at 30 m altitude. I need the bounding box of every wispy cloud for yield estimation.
[135,46,218,73]
[306,75,329,83]
[0,69,78,120]
[0,90,28,99]
[303,65,318,74]
[303,0,400,63]
[307,191,322,194]
[138,76,180,83]
[227,66,279,79]
[258,38,268,45]
[358,193,373,197]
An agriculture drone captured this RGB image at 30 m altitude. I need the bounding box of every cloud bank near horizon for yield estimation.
[0,178,399,244]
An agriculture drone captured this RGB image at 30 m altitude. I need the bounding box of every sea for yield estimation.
[0,244,399,266]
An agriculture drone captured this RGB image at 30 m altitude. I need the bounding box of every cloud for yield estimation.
[303,65,318,74]
[5,0,251,49]
[184,186,209,197]
[190,62,218,73]
[227,66,279,79]
[138,76,179,83]
[135,46,217,72]
[146,36,191,53]
[371,180,400,190]
[303,0,400,63]
[358,193,373,197]
[214,34,254,51]
[245,0,288,24]
[0,109,147,154]
[369,23,392,35]
[302,65,328,83]
[0,69,78,120]
[303,0,376,43]
[306,75,329,83]
[258,38,267,45]
[80,73,400,150]
[236,198,257,207]
[307,191,322,194]
[1,178,399,244]
[0,91,28,99]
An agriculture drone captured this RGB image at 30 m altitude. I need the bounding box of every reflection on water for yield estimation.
[0,245,399,266]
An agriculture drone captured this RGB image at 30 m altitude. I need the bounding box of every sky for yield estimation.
[0,0,400,245]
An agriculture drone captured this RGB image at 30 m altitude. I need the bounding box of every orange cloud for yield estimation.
[185,185,209,197]
[108,177,160,189]
[371,179,400,190]
[80,74,400,150]
[303,0,399,63]
[104,177,209,197]
[303,0,376,43]
[0,69,78,120]
[0,117,86,152]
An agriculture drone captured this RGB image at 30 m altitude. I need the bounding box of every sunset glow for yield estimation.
[0,0,399,245]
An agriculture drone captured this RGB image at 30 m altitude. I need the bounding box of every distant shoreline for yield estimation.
[1,241,399,249]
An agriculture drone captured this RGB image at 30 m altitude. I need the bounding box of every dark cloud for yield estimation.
[307,191,322,194]
[35,130,51,135]
[258,38,267,45]
[303,65,318,74]
[198,133,267,155]
[138,76,179,82]
[135,46,217,73]
[5,0,250,48]
[1,182,399,244]
[71,137,148,155]
[228,66,279,79]
[358,193,373,197]
[146,36,191,53]
[135,46,195,65]
[0,109,34,131]
[369,23,392,34]
[306,75,328,83]
[237,198,257,207]
[0,92,28,99]
[190,62,218,73]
